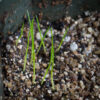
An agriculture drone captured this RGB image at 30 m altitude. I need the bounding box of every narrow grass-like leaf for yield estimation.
[27,11,36,83]
[41,28,53,84]
[23,29,30,71]
[36,16,46,53]
[30,19,36,83]
[41,27,55,89]
[50,27,55,89]
[51,61,54,89]
[27,10,31,25]
[27,11,34,64]
[36,27,50,55]
[56,28,69,52]
[31,19,36,83]
[16,23,24,45]
[30,20,34,64]
[41,59,52,84]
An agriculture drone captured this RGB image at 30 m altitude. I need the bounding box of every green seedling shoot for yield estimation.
[23,27,30,71]
[36,16,46,53]
[31,19,36,83]
[41,27,55,89]
[27,11,34,64]
[50,27,55,89]
[56,28,69,52]
[27,11,36,83]
[36,26,50,55]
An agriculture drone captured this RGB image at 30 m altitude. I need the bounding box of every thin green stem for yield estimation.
[41,28,53,84]
[41,27,55,89]
[27,11,36,83]
[41,59,52,84]
[36,27,50,55]
[51,27,55,89]
[31,19,36,83]
[23,29,30,71]
[36,16,46,53]
[51,62,54,89]
[56,28,69,52]
[27,10,31,25]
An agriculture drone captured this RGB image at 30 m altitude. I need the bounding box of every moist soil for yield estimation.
[1,11,100,100]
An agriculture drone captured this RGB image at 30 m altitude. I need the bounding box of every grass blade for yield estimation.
[32,21,36,83]
[56,28,69,52]
[23,29,30,71]
[50,27,55,89]
[31,19,36,83]
[36,27,50,55]
[27,10,31,26]
[36,16,46,53]
[16,23,24,45]
[27,11,36,83]
[41,60,52,84]
[51,62,54,89]
[41,27,55,90]
[41,28,53,84]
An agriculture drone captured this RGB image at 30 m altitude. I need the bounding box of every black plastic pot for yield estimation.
[0,0,69,38]
[0,0,100,37]
[0,0,100,98]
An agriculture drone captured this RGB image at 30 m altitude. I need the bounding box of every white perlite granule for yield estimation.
[36,32,43,40]
[6,44,11,51]
[64,36,71,42]
[70,42,78,51]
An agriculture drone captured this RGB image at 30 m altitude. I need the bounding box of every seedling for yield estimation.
[16,11,57,88]
[23,27,30,71]
[27,11,36,83]
[31,19,36,83]
[27,11,34,64]
[23,11,31,71]
[50,27,55,89]
[36,26,50,55]
[36,16,46,53]
[41,28,55,89]
[56,28,69,52]
[16,23,24,45]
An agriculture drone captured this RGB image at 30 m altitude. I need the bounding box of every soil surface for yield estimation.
[1,11,100,100]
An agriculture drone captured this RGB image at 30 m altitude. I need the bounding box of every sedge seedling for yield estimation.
[16,23,24,45]
[41,27,55,89]
[36,16,46,53]
[56,28,69,52]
